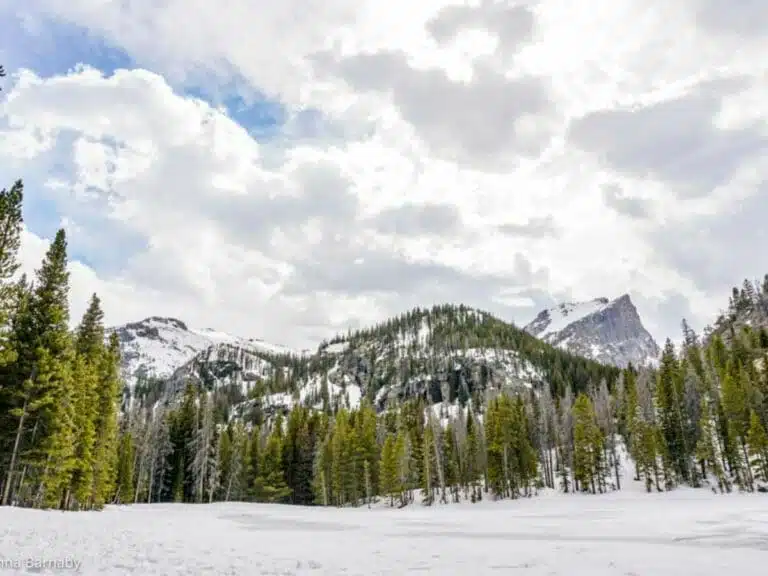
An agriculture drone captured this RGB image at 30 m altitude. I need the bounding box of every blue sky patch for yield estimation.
[2,11,134,79]
[1,8,329,276]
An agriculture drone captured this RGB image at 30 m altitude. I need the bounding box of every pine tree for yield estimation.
[253,428,290,503]
[695,397,728,492]
[655,339,691,486]
[4,230,77,508]
[442,423,460,502]
[115,431,135,504]
[421,415,437,504]
[721,367,753,490]
[68,354,98,508]
[747,411,768,484]
[190,393,215,503]
[0,180,23,368]
[90,333,122,508]
[379,433,398,506]
[572,393,603,493]
[66,295,107,509]
[312,426,332,506]
[394,427,410,506]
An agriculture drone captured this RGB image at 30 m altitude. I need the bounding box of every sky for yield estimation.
[0,0,766,350]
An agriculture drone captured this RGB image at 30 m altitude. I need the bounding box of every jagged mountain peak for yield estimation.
[524,294,659,368]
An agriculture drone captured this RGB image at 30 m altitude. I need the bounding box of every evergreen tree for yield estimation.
[3,230,77,508]
[572,393,603,493]
[379,433,396,506]
[90,333,122,508]
[0,180,23,368]
[747,411,768,484]
[253,427,290,503]
[655,339,691,485]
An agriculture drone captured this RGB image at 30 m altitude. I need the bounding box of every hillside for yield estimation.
[709,277,768,343]
[524,294,660,367]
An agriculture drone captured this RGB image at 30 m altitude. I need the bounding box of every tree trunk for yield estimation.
[147,465,155,504]
[2,396,27,506]
[741,438,754,491]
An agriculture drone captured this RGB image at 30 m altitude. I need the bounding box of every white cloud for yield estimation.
[2,0,767,348]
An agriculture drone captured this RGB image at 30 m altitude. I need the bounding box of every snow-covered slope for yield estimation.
[4,486,767,575]
[524,295,660,367]
[109,316,296,387]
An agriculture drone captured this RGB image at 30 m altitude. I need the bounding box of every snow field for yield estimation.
[2,490,768,575]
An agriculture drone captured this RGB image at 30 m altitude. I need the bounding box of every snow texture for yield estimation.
[109,317,297,387]
[524,295,660,367]
[530,298,612,339]
[2,491,768,575]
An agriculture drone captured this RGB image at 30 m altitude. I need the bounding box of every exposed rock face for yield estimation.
[524,294,660,368]
[165,342,276,397]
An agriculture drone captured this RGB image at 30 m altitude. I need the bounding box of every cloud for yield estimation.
[427,1,537,58]
[368,203,462,237]
[651,178,768,295]
[498,215,559,238]
[1,0,767,350]
[601,184,651,220]
[328,51,554,170]
[567,79,767,198]
[693,0,768,36]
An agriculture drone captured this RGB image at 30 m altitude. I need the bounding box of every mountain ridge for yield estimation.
[108,316,299,388]
[523,294,660,367]
[114,303,623,423]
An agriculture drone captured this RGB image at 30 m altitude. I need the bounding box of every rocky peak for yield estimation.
[524,294,660,368]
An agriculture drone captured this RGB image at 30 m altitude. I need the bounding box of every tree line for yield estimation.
[113,292,768,507]
[0,180,123,509]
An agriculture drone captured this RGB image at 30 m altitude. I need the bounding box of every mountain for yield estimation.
[108,316,297,388]
[112,305,621,423]
[523,294,660,368]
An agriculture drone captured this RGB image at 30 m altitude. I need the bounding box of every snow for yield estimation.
[537,298,610,339]
[112,317,298,387]
[2,491,768,575]
[323,342,348,354]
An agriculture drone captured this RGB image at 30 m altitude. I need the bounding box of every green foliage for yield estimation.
[572,394,604,493]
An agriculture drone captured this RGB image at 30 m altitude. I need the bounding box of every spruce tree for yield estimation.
[0,180,23,367]
[379,433,398,506]
[4,230,76,508]
[90,333,122,508]
[572,393,603,493]
[747,411,768,483]
[253,428,290,503]
[655,339,691,485]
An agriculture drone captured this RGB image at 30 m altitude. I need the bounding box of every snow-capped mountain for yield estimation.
[113,305,620,421]
[108,316,296,387]
[523,295,660,368]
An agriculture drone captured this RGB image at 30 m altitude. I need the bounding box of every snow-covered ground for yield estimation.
[2,490,767,575]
